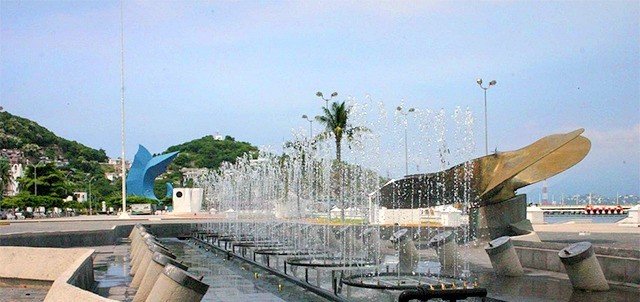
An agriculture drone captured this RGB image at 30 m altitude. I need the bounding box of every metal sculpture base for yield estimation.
[477,194,530,239]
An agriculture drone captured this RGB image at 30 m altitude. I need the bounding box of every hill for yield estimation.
[0,112,258,197]
[0,111,259,172]
[0,110,260,205]
[0,111,108,169]
[164,135,259,169]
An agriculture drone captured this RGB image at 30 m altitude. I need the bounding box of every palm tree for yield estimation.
[316,101,369,222]
[315,101,369,162]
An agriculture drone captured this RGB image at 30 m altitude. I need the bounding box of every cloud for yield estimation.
[588,124,640,147]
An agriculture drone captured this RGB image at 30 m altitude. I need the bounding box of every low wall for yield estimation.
[0,247,88,282]
[0,223,193,247]
[0,246,115,302]
[0,223,194,301]
[512,240,640,285]
[44,248,115,302]
[0,229,116,247]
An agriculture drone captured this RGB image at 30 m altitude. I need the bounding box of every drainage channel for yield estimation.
[161,237,334,302]
[189,236,352,302]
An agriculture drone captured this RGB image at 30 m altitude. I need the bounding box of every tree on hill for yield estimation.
[165,135,258,170]
[0,111,108,170]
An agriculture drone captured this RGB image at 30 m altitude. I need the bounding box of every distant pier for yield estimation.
[537,205,632,215]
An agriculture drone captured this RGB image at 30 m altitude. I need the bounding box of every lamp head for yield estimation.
[408,108,415,112]
[396,106,402,111]
[302,114,308,119]
[316,91,323,97]
[331,92,338,98]
[476,78,483,85]
[489,80,497,86]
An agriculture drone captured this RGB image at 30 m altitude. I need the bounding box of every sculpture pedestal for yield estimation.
[477,194,528,240]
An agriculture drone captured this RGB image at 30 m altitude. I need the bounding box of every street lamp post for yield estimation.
[396,106,415,176]
[27,160,43,196]
[476,78,497,155]
[89,176,95,216]
[315,91,338,109]
[63,170,73,196]
[302,114,314,138]
[119,1,130,219]
[302,114,320,204]
[34,164,38,196]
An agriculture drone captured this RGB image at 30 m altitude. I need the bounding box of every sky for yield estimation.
[1,0,638,198]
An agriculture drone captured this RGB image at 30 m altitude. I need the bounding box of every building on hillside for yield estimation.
[73,192,87,203]
[107,158,132,167]
[4,163,24,196]
[1,149,23,165]
[1,149,24,196]
[104,172,117,181]
[180,168,208,185]
[101,158,132,180]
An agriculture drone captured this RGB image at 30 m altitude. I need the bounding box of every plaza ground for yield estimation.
[0,215,638,301]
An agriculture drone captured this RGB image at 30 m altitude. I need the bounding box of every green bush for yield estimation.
[160,196,173,207]
[0,194,64,210]
[103,195,160,210]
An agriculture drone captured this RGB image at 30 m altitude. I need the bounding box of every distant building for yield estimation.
[107,158,132,168]
[36,157,69,168]
[101,158,132,180]
[1,149,23,165]
[181,168,208,184]
[1,149,25,196]
[73,192,87,202]
[4,163,24,196]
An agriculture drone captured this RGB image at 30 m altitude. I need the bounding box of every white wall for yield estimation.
[172,188,203,213]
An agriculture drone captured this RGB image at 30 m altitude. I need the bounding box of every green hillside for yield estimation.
[0,111,108,169]
[165,135,259,169]
[0,110,260,210]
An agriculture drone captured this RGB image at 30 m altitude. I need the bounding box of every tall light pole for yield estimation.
[302,114,320,203]
[86,176,95,216]
[63,170,73,196]
[34,164,38,196]
[119,0,130,219]
[27,160,43,196]
[397,106,415,176]
[302,114,314,138]
[316,91,338,109]
[476,78,497,155]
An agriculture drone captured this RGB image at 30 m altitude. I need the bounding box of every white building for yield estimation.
[4,163,24,196]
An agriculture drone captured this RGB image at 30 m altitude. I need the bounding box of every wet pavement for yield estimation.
[162,238,329,302]
[93,242,136,301]
[92,238,329,302]
[2,217,638,301]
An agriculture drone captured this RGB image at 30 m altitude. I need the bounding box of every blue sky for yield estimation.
[1,1,638,198]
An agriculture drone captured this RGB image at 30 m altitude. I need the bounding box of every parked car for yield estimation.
[0,211,16,220]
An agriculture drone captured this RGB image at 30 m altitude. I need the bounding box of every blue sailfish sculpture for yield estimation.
[126,145,179,200]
